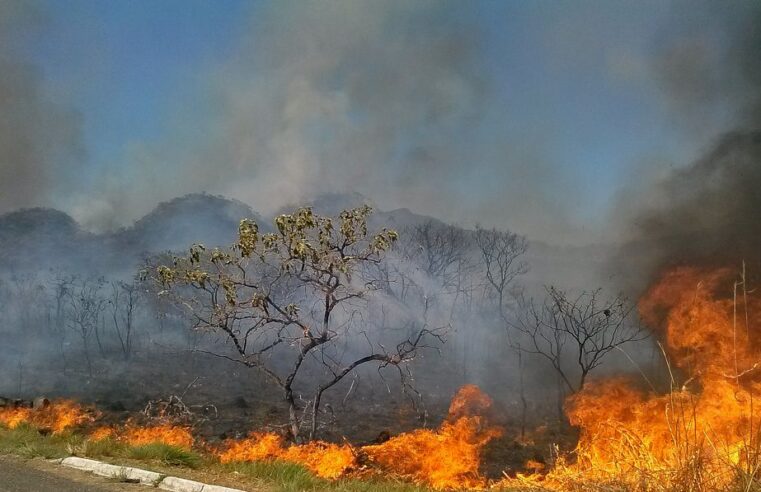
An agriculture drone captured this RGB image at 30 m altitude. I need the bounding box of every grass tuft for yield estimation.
[225,459,324,490]
[126,443,202,468]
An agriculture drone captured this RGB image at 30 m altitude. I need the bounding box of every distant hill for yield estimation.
[113,193,263,255]
[0,193,264,275]
[0,192,620,293]
[0,208,94,273]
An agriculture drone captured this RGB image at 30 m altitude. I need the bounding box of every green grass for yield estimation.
[0,424,437,491]
[0,424,198,467]
[224,460,324,490]
[127,443,202,468]
[225,460,435,492]
[0,424,81,459]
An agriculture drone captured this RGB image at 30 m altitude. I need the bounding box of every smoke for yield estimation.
[75,0,492,231]
[612,2,761,284]
[0,0,84,214]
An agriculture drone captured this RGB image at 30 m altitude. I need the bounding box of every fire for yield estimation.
[364,385,501,489]
[216,385,500,488]
[364,415,501,489]
[89,422,195,450]
[89,426,116,441]
[508,266,761,490]
[218,432,283,462]
[0,407,32,430]
[0,400,91,434]
[217,432,355,479]
[122,424,195,450]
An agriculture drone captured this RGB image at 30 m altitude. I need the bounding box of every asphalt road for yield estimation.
[0,455,138,491]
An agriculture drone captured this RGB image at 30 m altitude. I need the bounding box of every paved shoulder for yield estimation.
[0,455,138,492]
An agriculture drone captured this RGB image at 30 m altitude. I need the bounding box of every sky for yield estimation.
[1,0,756,245]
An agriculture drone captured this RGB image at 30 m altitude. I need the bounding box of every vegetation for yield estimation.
[0,424,437,492]
[152,205,443,440]
[0,202,661,491]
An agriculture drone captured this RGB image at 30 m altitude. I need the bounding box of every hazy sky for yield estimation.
[2,0,756,244]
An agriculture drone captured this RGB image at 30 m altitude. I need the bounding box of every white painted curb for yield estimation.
[158,476,204,492]
[57,456,244,491]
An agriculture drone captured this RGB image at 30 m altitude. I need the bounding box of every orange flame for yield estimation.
[364,416,501,489]
[507,266,761,490]
[216,385,500,488]
[89,426,117,441]
[217,432,355,479]
[122,424,194,450]
[0,400,91,434]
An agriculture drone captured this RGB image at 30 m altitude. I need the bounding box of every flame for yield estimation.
[364,415,501,489]
[217,432,355,479]
[447,383,494,420]
[0,407,32,430]
[506,266,761,490]
[122,424,194,450]
[216,385,500,488]
[89,426,117,441]
[0,400,91,434]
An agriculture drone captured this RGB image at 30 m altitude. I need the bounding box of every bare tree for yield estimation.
[405,220,472,290]
[474,225,529,317]
[152,206,442,440]
[52,272,75,333]
[511,287,645,394]
[473,226,529,431]
[109,280,140,360]
[64,277,107,375]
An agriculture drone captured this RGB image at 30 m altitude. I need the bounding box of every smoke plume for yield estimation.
[615,3,761,284]
[0,0,84,214]
[74,1,487,229]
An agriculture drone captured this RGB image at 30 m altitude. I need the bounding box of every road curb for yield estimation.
[56,456,244,491]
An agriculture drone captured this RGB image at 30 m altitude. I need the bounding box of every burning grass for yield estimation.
[121,424,195,450]
[11,266,761,491]
[215,385,502,489]
[500,266,761,491]
[0,399,93,434]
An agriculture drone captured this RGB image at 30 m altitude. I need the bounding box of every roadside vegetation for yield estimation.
[0,423,441,492]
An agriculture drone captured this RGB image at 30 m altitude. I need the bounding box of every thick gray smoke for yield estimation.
[0,1,84,214]
[614,3,761,286]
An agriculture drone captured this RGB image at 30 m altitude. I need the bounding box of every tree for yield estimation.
[63,276,107,375]
[152,205,442,440]
[405,220,472,289]
[109,280,140,360]
[511,287,645,394]
[474,226,529,433]
[474,226,529,317]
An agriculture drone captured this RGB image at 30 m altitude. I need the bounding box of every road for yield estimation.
[0,455,138,491]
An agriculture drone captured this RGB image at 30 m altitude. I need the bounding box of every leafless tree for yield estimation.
[64,277,107,375]
[473,226,529,432]
[474,225,529,317]
[405,220,472,290]
[109,280,140,360]
[511,287,645,394]
[52,272,75,333]
[152,206,443,440]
